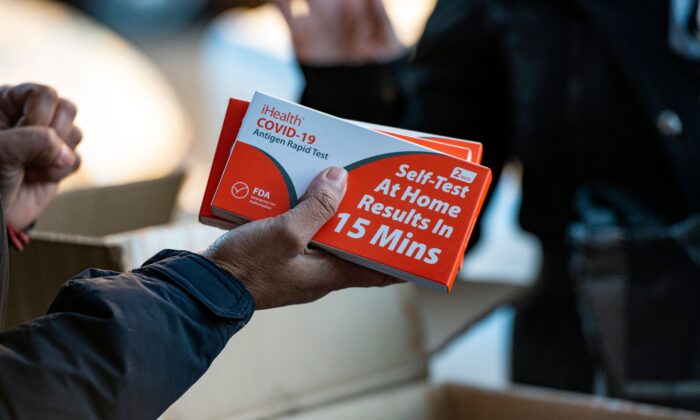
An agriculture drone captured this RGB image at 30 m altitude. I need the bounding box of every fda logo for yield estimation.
[450,167,477,184]
[231,182,250,199]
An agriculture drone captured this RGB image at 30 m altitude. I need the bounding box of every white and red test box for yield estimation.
[200,93,491,292]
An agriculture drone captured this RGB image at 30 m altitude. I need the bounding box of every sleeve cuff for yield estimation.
[300,56,408,120]
[138,250,255,323]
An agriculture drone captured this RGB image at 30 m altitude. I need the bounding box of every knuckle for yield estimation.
[57,98,77,117]
[310,189,338,218]
[70,126,83,144]
[25,126,57,143]
[33,83,58,100]
[273,219,304,249]
[16,83,57,103]
[72,153,82,171]
[31,127,61,152]
[13,83,33,92]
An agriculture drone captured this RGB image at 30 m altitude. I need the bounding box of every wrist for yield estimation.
[202,249,262,308]
[301,56,408,120]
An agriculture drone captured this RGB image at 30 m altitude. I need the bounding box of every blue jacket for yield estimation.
[0,248,255,419]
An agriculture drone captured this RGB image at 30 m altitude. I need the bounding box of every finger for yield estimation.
[340,0,368,44]
[9,83,59,127]
[26,152,81,183]
[49,98,78,139]
[276,166,348,248]
[1,127,79,181]
[366,0,393,30]
[0,85,19,129]
[306,249,402,290]
[331,254,401,288]
[64,125,83,150]
[275,0,295,24]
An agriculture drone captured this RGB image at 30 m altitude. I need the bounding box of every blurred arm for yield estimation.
[302,0,512,151]
[302,0,514,244]
[301,57,408,125]
[0,250,254,419]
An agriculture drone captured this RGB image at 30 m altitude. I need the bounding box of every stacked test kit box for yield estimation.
[200,93,491,292]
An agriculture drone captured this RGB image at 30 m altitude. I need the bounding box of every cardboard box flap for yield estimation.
[165,284,426,420]
[6,221,224,330]
[35,171,184,236]
[6,232,123,329]
[434,384,700,420]
[166,259,526,419]
[416,280,525,355]
[6,172,185,329]
[278,383,432,420]
[279,383,700,420]
[104,221,223,270]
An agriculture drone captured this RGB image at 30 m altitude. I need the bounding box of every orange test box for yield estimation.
[201,93,491,292]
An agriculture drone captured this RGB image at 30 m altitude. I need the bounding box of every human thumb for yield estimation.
[278,167,348,246]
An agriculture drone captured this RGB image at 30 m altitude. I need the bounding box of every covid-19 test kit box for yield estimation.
[200,93,491,292]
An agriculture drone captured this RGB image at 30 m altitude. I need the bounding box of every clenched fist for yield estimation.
[204,167,398,309]
[0,83,82,229]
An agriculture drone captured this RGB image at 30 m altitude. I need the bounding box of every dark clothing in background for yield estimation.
[570,189,700,410]
[0,197,8,331]
[0,200,254,419]
[301,0,700,403]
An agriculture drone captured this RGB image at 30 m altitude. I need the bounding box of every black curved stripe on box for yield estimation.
[256,148,299,207]
[344,151,438,172]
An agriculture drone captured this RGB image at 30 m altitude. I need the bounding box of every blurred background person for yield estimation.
[275,0,700,410]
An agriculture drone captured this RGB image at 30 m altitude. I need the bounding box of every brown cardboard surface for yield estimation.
[279,383,700,420]
[35,172,184,236]
[6,233,123,328]
[278,383,432,420]
[4,173,184,329]
[164,279,526,419]
[9,173,638,420]
[4,174,694,420]
[165,284,426,420]
[435,384,700,420]
[416,279,525,354]
[3,170,431,419]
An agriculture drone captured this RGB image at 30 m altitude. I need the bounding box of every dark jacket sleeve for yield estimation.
[301,0,514,246]
[0,249,255,420]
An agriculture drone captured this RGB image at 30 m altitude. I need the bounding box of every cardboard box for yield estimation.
[163,280,525,420]
[279,383,699,420]
[6,174,697,420]
[164,279,698,420]
[5,172,187,328]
